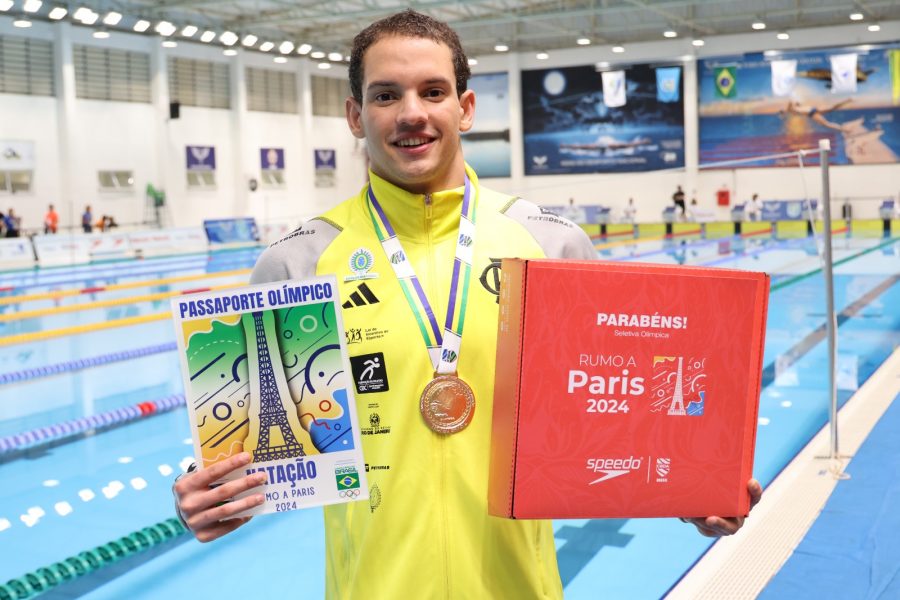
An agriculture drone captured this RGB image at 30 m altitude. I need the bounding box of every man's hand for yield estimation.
[682,479,763,537]
[174,452,267,543]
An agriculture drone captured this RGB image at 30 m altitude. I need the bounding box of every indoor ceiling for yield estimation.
[5,1,900,60]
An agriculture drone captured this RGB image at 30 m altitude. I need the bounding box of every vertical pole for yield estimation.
[819,138,838,459]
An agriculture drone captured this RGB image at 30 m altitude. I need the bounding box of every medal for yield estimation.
[420,374,475,434]
[367,172,478,434]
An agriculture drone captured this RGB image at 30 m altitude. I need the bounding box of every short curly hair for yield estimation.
[349,9,471,104]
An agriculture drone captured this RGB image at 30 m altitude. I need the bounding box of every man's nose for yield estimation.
[397,93,427,125]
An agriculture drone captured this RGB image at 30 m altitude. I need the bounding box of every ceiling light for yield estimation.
[297,43,312,55]
[92,30,110,39]
[468,58,478,66]
[577,37,591,45]
[318,62,331,70]
[752,22,766,30]
[310,50,325,59]
[200,30,215,43]
[181,25,198,37]
[494,44,509,52]
[219,31,239,46]
[155,21,176,37]
[849,13,864,21]
[13,18,33,28]
[103,11,122,25]
[78,9,99,25]
[274,56,287,64]
[692,39,705,47]
[23,0,42,13]
[73,7,91,20]
[242,34,258,46]
[663,30,677,38]
[133,20,151,33]
[279,41,294,54]
[777,32,790,40]
[612,45,625,53]
[868,24,881,32]
[536,51,549,60]
[223,49,238,56]
[596,61,610,68]
[328,51,342,61]
[260,41,275,52]
[48,7,67,19]
[0,0,13,12]
[162,40,177,48]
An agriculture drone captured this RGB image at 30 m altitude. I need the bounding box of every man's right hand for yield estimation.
[174,452,267,543]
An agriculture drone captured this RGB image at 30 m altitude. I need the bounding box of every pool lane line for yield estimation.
[0,312,171,347]
[770,236,899,293]
[0,342,177,384]
[0,268,252,306]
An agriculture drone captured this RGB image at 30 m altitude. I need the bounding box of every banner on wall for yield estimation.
[314,148,336,188]
[714,67,737,98]
[656,67,681,103]
[261,148,285,170]
[186,146,216,171]
[460,72,511,178]
[522,63,685,175]
[601,70,627,107]
[891,50,900,105]
[699,42,900,167]
[0,140,35,170]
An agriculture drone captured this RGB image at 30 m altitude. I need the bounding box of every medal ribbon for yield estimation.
[366,176,476,375]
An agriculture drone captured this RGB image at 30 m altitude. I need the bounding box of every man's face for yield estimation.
[346,35,475,194]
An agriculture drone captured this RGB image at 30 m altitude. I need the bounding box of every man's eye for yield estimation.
[374,92,394,102]
[425,89,445,98]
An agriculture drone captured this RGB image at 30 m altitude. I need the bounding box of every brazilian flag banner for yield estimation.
[714,66,737,98]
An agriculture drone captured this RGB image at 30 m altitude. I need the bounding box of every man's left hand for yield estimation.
[682,479,763,537]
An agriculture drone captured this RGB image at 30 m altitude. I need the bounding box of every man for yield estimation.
[82,205,93,233]
[174,10,762,598]
[44,204,59,234]
[745,193,763,222]
[672,185,686,219]
[785,99,852,132]
[3,208,20,237]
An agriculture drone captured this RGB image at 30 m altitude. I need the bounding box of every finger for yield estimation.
[201,472,267,508]
[189,452,254,488]
[189,492,265,531]
[195,516,252,544]
[704,516,743,536]
[747,479,763,509]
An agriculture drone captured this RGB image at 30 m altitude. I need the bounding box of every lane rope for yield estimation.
[0,342,177,384]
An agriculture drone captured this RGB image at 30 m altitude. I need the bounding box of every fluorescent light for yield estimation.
[752,22,766,30]
[103,11,122,25]
[310,50,325,59]
[577,37,591,45]
[494,44,509,52]
[663,30,677,38]
[223,49,238,56]
[612,45,625,53]
[73,7,91,20]
[868,24,881,32]
[777,32,790,40]
[181,25,198,37]
[200,30,215,43]
[596,61,610,68]
[48,7,67,19]
[849,12,864,21]
[0,0,13,12]
[133,20,151,32]
[274,56,287,63]
[23,0,42,13]
[692,39,705,47]
[297,43,311,55]
[279,41,294,54]
[536,51,549,60]
[79,9,99,25]
[468,58,478,66]
[13,18,33,28]
[162,40,177,48]
[93,30,110,39]
[318,62,331,70]
[242,34,257,47]
[219,31,239,46]
[155,21,176,37]
[328,51,342,61]
[259,41,275,52]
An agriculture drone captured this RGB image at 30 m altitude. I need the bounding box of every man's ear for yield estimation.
[346,96,365,139]
[458,89,475,133]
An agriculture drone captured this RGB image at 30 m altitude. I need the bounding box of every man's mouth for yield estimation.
[394,137,432,148]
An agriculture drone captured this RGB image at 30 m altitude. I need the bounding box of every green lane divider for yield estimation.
[770,236,899,293]
[0,517,187,599]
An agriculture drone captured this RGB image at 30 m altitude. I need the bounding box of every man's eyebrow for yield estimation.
[366,77,452,91]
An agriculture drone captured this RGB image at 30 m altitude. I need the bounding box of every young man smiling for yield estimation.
[174,10,762,598]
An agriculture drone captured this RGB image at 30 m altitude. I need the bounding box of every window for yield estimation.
[0,171,33,194]
[168,57,230,109]
[261,170,285,187]
[187,171,216,189]
[73,45,151,102]
[247,67,298,114]
[98,170,134,192]
[311,75,348,117]
[0,35,54,96]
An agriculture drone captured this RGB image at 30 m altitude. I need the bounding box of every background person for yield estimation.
[44,204,59,234]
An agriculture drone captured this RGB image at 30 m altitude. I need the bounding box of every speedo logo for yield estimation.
[342,283,379,309]
[586,456,642,485]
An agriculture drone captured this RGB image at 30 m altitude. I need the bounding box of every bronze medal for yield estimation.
[419,374,476,434]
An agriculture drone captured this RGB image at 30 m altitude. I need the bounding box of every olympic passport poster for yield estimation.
[171,276,367,516]
[489,260,768,519]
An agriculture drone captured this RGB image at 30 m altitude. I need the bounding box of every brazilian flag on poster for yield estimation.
[714,66,737,98]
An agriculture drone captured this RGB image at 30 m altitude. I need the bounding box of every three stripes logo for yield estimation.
[342,283,379,309]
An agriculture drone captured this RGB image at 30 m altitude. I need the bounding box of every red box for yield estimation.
[489,259,769,519]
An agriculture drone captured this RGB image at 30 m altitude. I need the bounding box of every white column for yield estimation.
[150,41,172,226]
[231,50,249,216]
[682,57,699,203]
[507,52,524,189]
[53,21,76,230]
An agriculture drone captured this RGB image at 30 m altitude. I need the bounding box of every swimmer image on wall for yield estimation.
[171,275,367,515]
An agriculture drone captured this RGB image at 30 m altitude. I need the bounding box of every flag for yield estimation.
[714,67,736,98]
[602,70,627,108]
[770,59,797,97]
[890,49,900,105]
[830,53,857,94]
[656,67,681,103]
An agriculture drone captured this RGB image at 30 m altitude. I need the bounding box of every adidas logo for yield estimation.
[342,283,380,309]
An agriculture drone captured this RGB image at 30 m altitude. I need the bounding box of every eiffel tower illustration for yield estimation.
[667,356,687,416]
[250,311,304,461]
